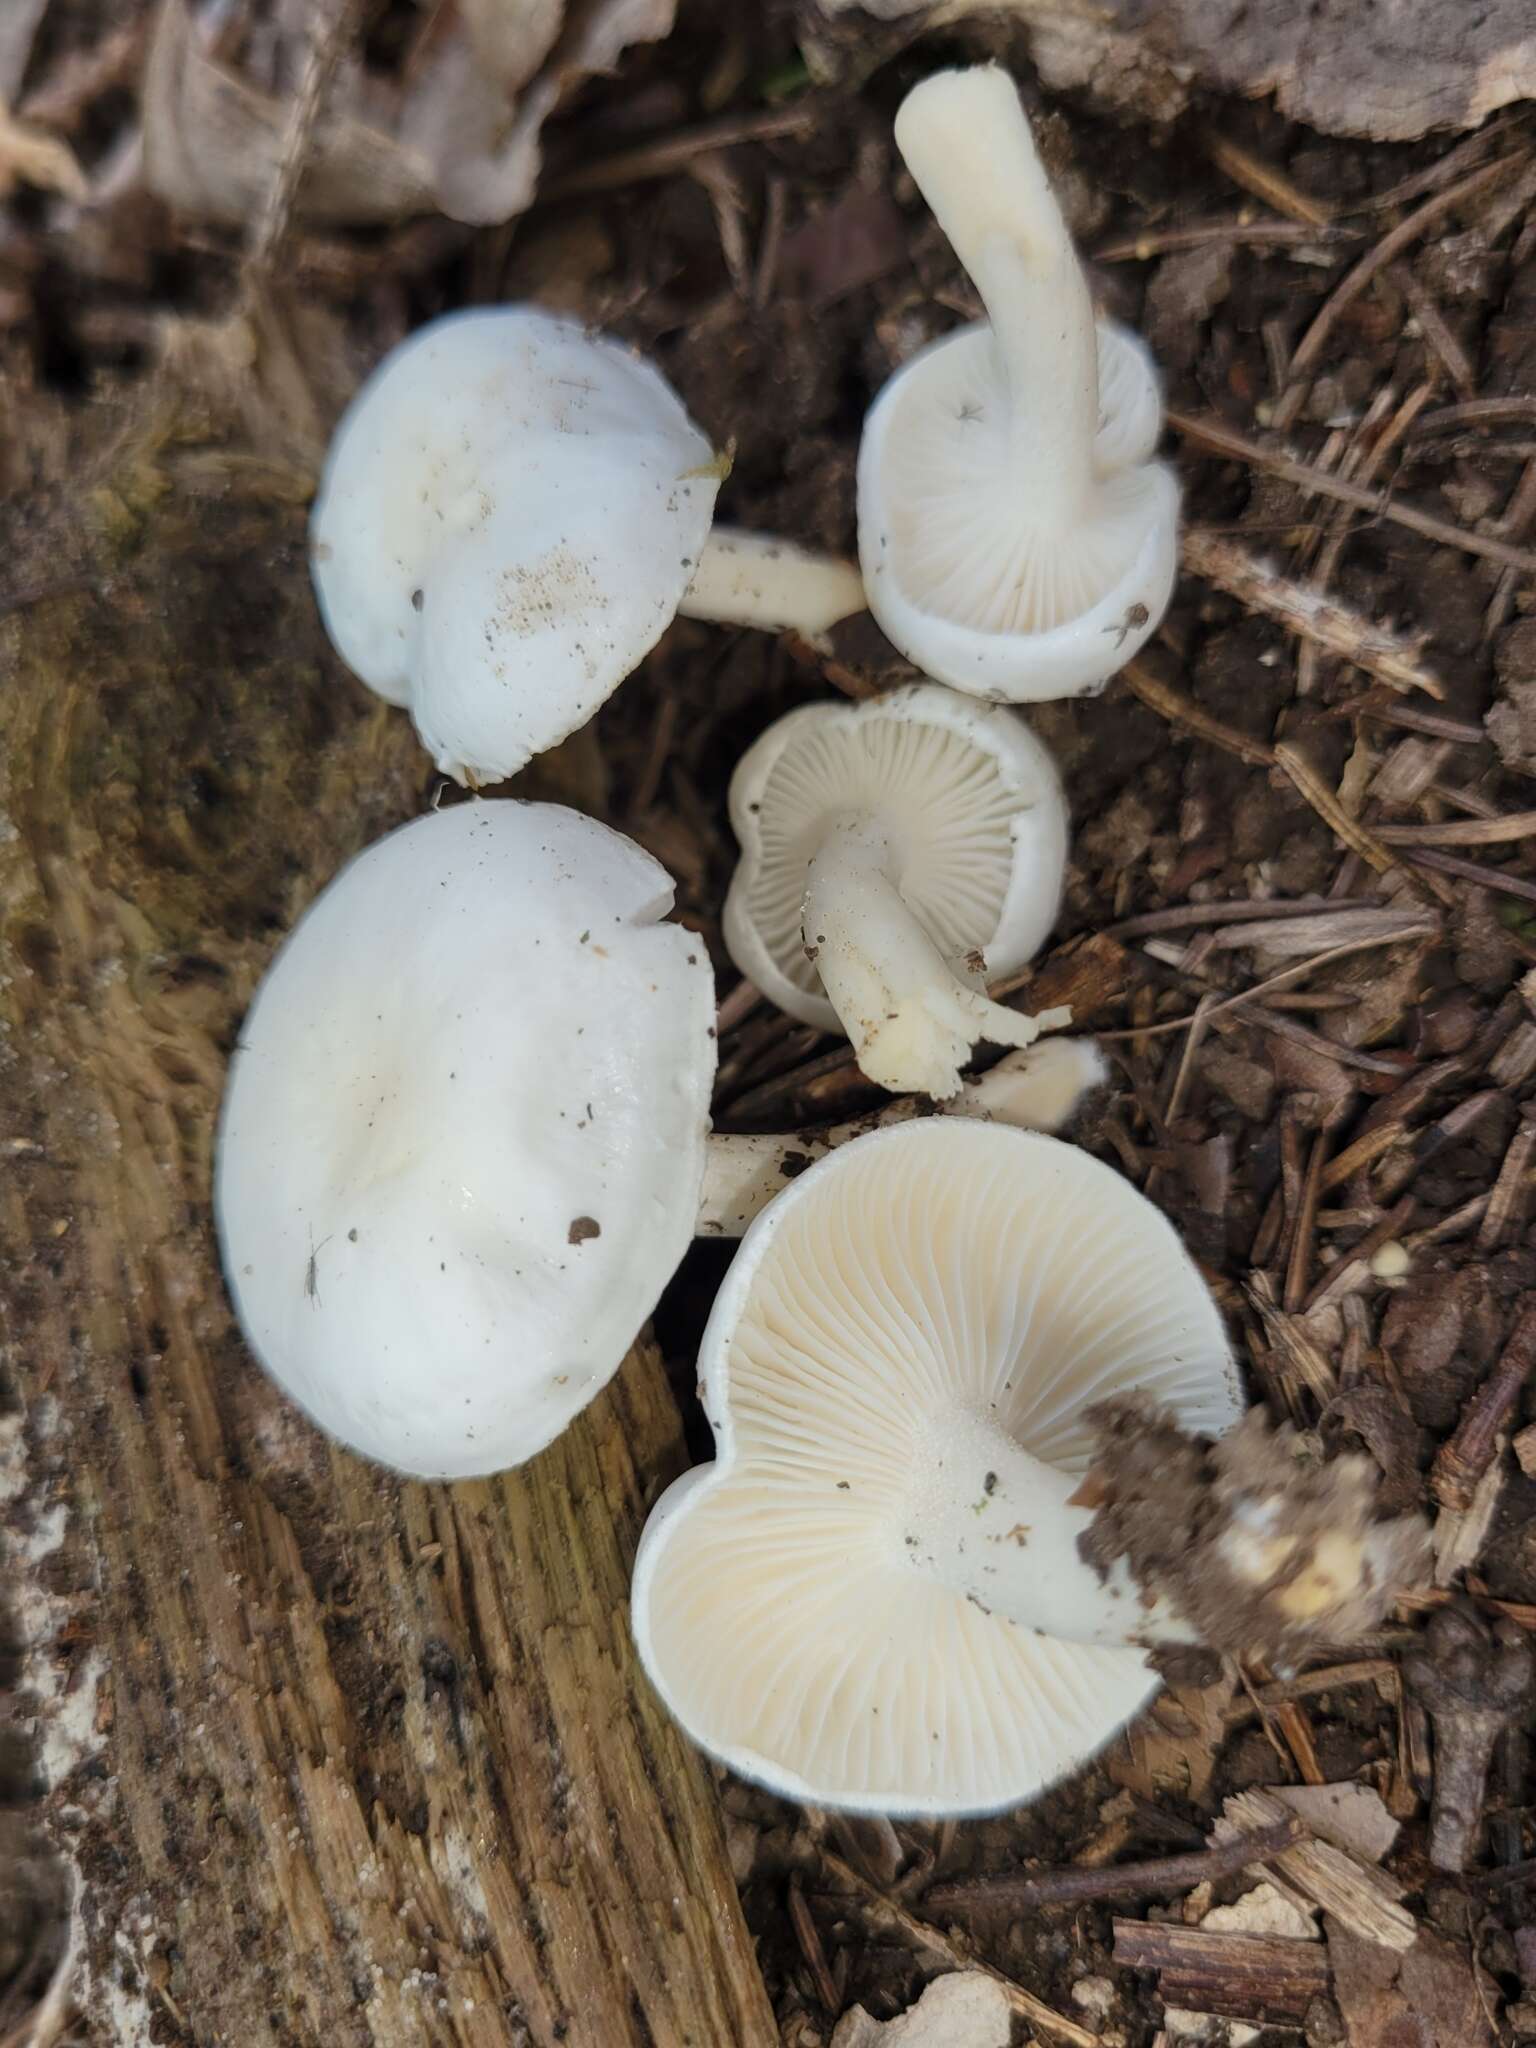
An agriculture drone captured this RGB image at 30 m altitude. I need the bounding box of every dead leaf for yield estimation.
[399,0,677,226]
[1328,1924,1498,2048]
[142,0,434,227]
[1108,1673,1236,1805]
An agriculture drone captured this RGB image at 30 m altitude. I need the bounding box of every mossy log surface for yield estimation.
[0,421,775,2047]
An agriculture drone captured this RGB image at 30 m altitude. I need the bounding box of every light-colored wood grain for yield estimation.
[0,425,774,2047]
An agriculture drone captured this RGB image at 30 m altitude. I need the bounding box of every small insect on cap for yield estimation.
[215,801,716,1478]
[857,67,1179,702]
[310,307,721,786]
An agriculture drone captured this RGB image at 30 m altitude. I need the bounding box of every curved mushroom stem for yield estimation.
[698,1039,1107,1236]
[901,1404,1431,1661]
[893,66,1099,518]
[802,816,1068,1100]
[679,528,867,639]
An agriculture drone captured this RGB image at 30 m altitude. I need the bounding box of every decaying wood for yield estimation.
[1110,1921,1329,2023]
[1220,1789,1417,1950]
[1432,1299,1536,1509]
[1406,1602,1536,1872]
[0,425,774,2046]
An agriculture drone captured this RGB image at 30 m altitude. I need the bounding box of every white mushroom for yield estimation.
[680,527,865,641]
[633,1120,1428,1815]
[723,682,1069,1100]
[311,308,721,786]
[858,66,1178,702]
[698,1037,1107,1234]
[311,308,862,785]
[215,799,715,1479]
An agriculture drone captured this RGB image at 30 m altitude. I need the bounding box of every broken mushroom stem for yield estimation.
[801,815,1070,1100]
[912,1399,1431,1661]
[894,67,1099,529]
[698,1038,1107,1235]
[1405,1599,1536,1872]
[679,527,866,640]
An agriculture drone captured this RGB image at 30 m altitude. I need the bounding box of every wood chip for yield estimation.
[1475,1119,1536,1251]
[1205,907,1439,958]
[1247,1272,1338,1403]
[1110,1922,1328,2024]
[1266,1783,1400,1865]
[1433,1448,1508,1586]
[1219,1788,1417,1951]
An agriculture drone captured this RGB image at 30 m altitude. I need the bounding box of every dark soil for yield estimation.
[5,1,1536,2042]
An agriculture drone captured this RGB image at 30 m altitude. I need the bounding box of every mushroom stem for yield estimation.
[698,1039,1107,1235]
[679,528,867,638]
[801,816,1069,1099]
[908,1413,1195,1648]
[893,66,1099,514]
[900,1404,1431,1661]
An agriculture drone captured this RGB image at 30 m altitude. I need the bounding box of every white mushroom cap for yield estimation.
[215,800,715,1478]
[632,1119,1240,1816]
[723,682,1068,1097]
[310,308,719,785]
[858,66,1178,702]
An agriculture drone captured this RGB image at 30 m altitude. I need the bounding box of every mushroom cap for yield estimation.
[857,319,1178,702]
[632,1119,1241,1815]
[310,307,719,784]
[722,682,1067,1035]
[215,800,715,1479]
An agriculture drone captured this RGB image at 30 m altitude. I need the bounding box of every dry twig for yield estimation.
[1182,530,1444,697]
[818,1850,1095,2048]
[1275,151,1530,421]
[1170,411,1536,575]
[1123,657,1275,766]
[1274,741,1450,906]
[922,1819,1301,1918]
